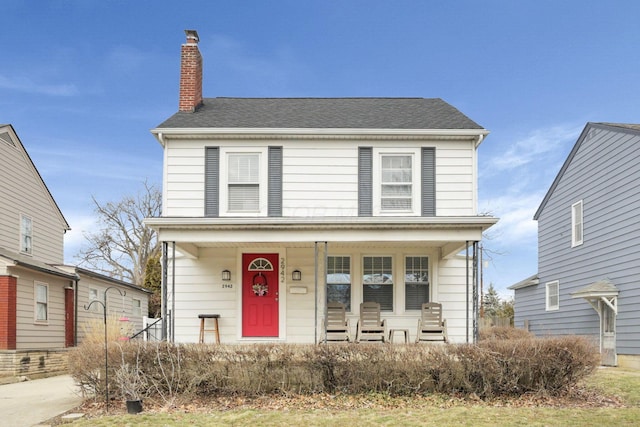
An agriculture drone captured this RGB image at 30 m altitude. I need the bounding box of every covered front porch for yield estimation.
[145,216,496,344]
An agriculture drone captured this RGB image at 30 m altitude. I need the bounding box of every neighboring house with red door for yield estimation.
[510,123,640,369]
[0,124,150,379]
[145,31,497,344]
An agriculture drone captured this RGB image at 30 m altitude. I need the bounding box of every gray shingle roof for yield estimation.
[156,98,484,130]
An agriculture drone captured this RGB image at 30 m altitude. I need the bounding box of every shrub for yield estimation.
[69,335,599,403]
[479,326,534,341]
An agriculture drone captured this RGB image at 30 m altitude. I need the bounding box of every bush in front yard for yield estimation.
[69,335,599,403]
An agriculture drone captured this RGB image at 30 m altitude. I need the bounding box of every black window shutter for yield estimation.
[358,147,373,216]
[421,147,435,216]
[204,147,219,217]
[268,146,283,217]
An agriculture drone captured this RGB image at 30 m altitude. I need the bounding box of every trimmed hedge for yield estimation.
[69,335,599,402]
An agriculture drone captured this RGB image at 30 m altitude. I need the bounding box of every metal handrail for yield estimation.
[129,317,163,341]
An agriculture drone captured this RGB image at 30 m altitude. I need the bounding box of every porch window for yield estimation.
[327,256,351,311]
[571,200,583,247]
[546,280,559,311]
[35,282,48,322]
[363,256,393,311]
[405,256,429,310]
[228,153,260,211]
[603,303,615,334]
[381,155,412,211]
[20,214,32,255]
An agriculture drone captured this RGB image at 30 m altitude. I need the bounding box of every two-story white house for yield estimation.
[146,30,497,344]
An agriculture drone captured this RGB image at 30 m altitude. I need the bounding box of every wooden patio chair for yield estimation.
[356,301,387,342]
[324,301,351,342]
[415,302,448,343]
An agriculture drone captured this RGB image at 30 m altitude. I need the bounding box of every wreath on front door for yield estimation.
[252,273,268,296]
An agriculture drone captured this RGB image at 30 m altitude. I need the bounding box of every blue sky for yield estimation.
[2,1,639,297]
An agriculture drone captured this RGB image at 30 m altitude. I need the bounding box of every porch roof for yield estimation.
[145,215,497,258]
[571,279,619,299]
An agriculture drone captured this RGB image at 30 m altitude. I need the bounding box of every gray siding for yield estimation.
[522,125,640,355]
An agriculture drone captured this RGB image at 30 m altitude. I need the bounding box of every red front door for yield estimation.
[242,253,279,337]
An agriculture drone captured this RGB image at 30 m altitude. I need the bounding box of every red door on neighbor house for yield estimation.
[65,286,75,347]
[242,253,279,337]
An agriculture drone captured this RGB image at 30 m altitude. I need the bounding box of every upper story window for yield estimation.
[546,280,559,311]
[381,155,413,211]
[405,256,429,310]
[228,153,260,212]
[327,256,351,311]
[35,282,48,322]
[363,256,393,311]
[571,200,583,247]
[20,214,32,255]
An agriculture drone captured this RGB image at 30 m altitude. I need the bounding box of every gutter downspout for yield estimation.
[314,242,318,344]
[466,241,469,343]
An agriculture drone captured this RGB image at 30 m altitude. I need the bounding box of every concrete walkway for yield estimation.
[0,375,82,427]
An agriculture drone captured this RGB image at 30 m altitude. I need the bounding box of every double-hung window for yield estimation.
[405,256,429,310]
[20,214,32,255]
[326,256,351,311]
[132,298,142,317]
[228,153,260,212]
[362,256,393,311]
[35,282,48,322]
[546,281,559,311]
[381,155,412,211]
[571,200,583,247]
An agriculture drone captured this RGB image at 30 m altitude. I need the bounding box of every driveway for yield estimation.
[0,375,82,427]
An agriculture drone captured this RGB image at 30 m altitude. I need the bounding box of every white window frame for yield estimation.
[362,255,394,311]
[545,280,559,311]
[326,255,352,312]
[88,287,100,312]
[219,148,268,216]
[34,282,48,322]
[372,149,420,216]
[132,298,142,317]
[571,200,583,247]
[404,256,430,311]
[20,214,33,255]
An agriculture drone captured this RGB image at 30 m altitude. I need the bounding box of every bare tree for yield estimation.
[77,181,161,286]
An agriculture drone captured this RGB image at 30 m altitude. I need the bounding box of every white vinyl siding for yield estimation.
[546,281,559,311]
[571,200,583,247]
[35,282,48,322]
[162,138,477,218]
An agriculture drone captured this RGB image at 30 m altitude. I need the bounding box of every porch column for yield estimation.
[0,275,17,350]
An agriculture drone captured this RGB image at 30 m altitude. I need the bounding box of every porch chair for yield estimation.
[415,302,448,343]
[356,301,387,342]
[324,301,351,342]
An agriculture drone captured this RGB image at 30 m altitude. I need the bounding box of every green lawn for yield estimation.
[67,367,640,427]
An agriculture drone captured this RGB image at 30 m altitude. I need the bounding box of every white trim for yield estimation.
[20,213,33,255]
[219,147,268,216]
[34,281,48,323]
[545,280,559,311]
[373,149,420,216]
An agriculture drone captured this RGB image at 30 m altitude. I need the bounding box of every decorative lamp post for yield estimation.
[84,286,126,412]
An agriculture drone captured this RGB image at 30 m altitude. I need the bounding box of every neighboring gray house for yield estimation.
[510,122,640,368]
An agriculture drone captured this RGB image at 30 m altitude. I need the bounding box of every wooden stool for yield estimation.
[198,314,220,344]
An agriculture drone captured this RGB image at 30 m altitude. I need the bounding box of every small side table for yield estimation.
[198,314,220,344]
[388,328,410,343]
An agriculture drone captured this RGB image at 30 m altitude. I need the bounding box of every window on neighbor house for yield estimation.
[546,281,559,311]
[35,282,48,321]
[132,298,142,317]
[327,256,351,311]
[363,256,393,311]
[228,153,260,212]
[380,155,413,212]
[405,256,429,310]
[20,214,32,255]
[571,200,583,247]
[89,287,100,312]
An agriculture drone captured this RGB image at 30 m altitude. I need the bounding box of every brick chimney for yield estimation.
[179,30,203,112]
